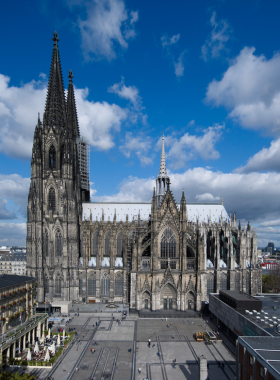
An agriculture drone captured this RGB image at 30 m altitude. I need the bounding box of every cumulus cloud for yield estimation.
[201,11,232,61]
[108,78,142,109]
[0,174,30,219]
[120,132,153,166]
[0,223,26,246]
[206,47,280,136]
[0,73,134,157]
[161,33,186,78]
[174,52,186,78]
[195,193,220,202]
[77,0,138,60]
[235,139,280,173]
[164,125,224,169]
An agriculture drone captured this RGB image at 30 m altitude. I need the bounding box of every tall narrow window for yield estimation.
[161,228,176,258]
[220,276,227,290]
[49,188,56,212]
[101,272,110,296]
[56,231,62,257]
[115,272,123,296]
[49,145,56,169]
[60,144,65,169]
[92,231,98,256]
[88,272,96,296]
[117,231,123,257]
[79,276,83,297]
[55,278,61,295]
[105,230,111,256]
[44,232,49,257]
[45,278,49,294]
[207,278,214,295]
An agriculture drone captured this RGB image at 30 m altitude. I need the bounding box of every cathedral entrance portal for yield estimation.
[142,291,151,309]
[161,283,176,310]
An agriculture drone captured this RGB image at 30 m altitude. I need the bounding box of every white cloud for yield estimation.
[0,223,26,246]
[201,11,231,62]
[108,78,142,109]
[0,174,30,220]
[174,51,186,78]
[206,47,280,136]
[165,124,224,169]
[75,86,127,150]
[161,34,180,48]
[77,0,138,60]
[120,132,153,166]
[0,73,132,157]
[195,193,220,202]
[235,139,280,173]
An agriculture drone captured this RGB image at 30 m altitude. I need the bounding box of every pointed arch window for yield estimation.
[55,278,61,295]
[44,232,49,257]
[92,231,98,256]
[117,231,123,257]
[49,188,56,212]
[161,228,176,259]
[79,275,83,297]
[45,278,49,294]
[88,272,96,296]
[55,231,62,257]
[105,230,111,256]
[49,145,56,169]
[115,272,123,296]
[101,272,110,296]
[220,276,227,290]
[60,144,65,169]
[207,278,214,295]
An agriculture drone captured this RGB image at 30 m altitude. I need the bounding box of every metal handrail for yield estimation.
[0,313,48,349]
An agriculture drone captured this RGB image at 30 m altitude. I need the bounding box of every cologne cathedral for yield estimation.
[26,33,262,311]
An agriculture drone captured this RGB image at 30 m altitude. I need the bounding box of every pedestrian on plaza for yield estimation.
[148,338,151,348]
[138,367,141,374]
[96,321,98,326]
[128,348,132,353]
[152,344,155,349]
[76,367,78,372]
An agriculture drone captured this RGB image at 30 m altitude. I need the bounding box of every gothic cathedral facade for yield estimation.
[26,33,262,311]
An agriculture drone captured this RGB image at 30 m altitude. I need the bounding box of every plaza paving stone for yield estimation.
[6,310,236,380]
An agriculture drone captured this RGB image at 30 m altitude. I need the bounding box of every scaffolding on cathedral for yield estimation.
[76,137,90,192]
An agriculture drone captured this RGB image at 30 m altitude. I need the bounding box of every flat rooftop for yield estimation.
[239,336,280,377]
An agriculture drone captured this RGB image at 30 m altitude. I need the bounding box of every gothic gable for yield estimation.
[161,265,175,288]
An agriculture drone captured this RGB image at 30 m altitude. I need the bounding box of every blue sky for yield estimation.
[1,0,280,247]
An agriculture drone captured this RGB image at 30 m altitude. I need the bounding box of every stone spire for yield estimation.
[156,133,170,207]
[44,31,67,130]
[67,70,80,138]
[159,132,167,176]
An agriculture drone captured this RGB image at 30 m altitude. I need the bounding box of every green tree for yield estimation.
[0,372,35,380]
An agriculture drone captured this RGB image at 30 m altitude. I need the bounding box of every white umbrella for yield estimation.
[45,349,50,362]
[63,329,65,339]
[34,341,39,354]
[57,334,61,346]
[48,328,51,338]
[27,348,32,361]
[50,341,56,353]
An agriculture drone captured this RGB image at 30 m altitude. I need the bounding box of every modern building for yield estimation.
[26,32,262,311]
[237,336,280,380]
[0,274,37,333]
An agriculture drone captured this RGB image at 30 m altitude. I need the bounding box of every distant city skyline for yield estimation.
[0,0,280,246]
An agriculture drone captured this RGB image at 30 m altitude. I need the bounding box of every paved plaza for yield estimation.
[7,308,236,380]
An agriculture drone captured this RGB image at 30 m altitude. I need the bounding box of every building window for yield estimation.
[49,145,56,169]
[92,231,98,256]
[49,188,56,211]
[115,272,123,296]
[55,232,62,257]
[101,273,110,296]
[105,230,111,256]
[161,228,176,259]
[207,278,214,295]
[44,232,49,257]
[161,260,176,269]
[220,276,227,290]
[45,278,49,294]
[55,278,61,295]
[88,273,96,296]
[249,356,253,366]
[117,231,123,257]
[260,367,264,378]
[249,375,252,380]
[79,277,83,297]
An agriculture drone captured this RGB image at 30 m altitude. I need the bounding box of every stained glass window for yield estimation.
[49,145,56,169]
[115,272,123,296]
[101,272,110,296]
[117,231,123,257]
[56,232,62,257]
[88,272,96,296]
